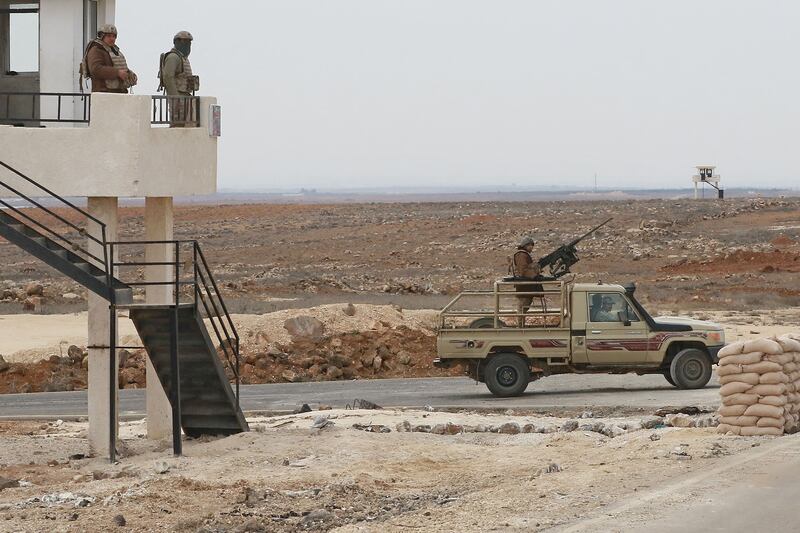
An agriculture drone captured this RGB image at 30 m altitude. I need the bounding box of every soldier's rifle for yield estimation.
[537,217,613,279]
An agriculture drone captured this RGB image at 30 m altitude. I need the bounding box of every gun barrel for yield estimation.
[567,217,613,246]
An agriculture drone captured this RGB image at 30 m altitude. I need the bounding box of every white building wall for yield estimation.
[39,0,84,120]
[0,93,218,197]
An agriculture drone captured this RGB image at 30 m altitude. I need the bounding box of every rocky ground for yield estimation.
[0,406,770,533]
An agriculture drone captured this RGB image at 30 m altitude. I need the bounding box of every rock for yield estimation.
[25,282,43,296]
[0,477,20,490]
[0,356,8,373]
[601,425,625,438]
[66,345,83,364]
[578,411,594,419]
[665,413,693,428]
[412,425,431,433]
[372,356,382,371]
[496,422,521,435]
[281,370,300,383]
[397,350,413,366]
[561,420,579,432]
[283,316,325,341]
[396,420,412,432]
[522,423,536,433]
[287,354,314,368]
[117,349,131,367]
[153,461,170,474]
[234,518,266,532]
[649,433,661,441]
[113,514,126,527]
[294,403,312,414]
[254,357,271,370]
[0,289,13,300]
[311,416,333,429]
[343,303,356,316]
[542,462,562,473]
[302,509,334,524]
[325,366,343,379]
[62,293,80,300]
[326,352,350,368]
[81,355,89,370]
[579,422,606,433]
[640,416,664,429]
[431,423,463,435]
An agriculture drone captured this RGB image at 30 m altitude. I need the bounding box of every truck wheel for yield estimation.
[663,372,677,387]
[469,317,505,328]
[485,353,530,397]
[669,349,712,389]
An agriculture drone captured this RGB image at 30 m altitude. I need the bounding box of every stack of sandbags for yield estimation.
[716,337,787,436]
[777,335,800,433]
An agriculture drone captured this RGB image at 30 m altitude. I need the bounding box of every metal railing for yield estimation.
[151,95,200,127]
[0,92,201,127]
[439,279,569,329]
[0,92,91,125]
[109,240,241,404]
[0,160,109,275]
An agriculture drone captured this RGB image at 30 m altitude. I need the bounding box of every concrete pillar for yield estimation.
[144,197,174,439]
[86,197,119,456]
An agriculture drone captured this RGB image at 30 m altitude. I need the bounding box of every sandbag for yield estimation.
[742,361,783,374]
[749,383,787,396]
[759,372,789,384]
[719,372,760,386]
[743,338,783,356]
[717,423,741,435]
[784,362,798,373]
[777,336,800,353]
[759,395,788,407]
[719,382,754,396]
[718,341,745,358]
[716,364,743,377]
[740,426,782,436]
[744,403,785,418]
[765,353,795,365]
[718,416,759,427]
[718,404,748,417]
[757,416,785,428]
[722,393,759,406]
[718,351,764,367]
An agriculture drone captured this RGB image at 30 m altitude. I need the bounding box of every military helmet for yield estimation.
[173,30,194,41]
[518,236,536,248]
[98,24,118,36]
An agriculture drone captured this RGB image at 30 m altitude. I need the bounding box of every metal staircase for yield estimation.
[0,161,247,459]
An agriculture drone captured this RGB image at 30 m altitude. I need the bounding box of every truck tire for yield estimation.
[669,349,712,389]
[485,353,530,397]
[663,372,677,387]
[469,317,505,328]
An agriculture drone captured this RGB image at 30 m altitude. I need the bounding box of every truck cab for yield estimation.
[434,279,724,397]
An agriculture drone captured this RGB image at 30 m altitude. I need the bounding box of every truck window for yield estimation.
[588,293,640,323]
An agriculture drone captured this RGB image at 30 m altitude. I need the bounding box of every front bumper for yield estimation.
[708,345,723,364]
[433,358,454,369]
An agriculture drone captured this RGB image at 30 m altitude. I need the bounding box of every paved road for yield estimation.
[552,433,800,533]
[0,374,719,419]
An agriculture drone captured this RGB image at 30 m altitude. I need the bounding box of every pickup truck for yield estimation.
[433,279,724,397]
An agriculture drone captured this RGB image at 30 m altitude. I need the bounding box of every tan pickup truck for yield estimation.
[433,279,724,397]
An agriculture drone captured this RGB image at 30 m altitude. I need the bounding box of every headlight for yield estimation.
[707,330,724,345]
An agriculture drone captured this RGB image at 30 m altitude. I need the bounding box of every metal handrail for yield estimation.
[108,239,241,406]
[0,160,110,269]
[0,92,91,124]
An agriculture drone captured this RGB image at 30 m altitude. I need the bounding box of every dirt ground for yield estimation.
[0,407,770,533]
[1,197,799,317]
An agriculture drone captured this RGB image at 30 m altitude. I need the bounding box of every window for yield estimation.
[8,4,39,73]
[588,293,640,323]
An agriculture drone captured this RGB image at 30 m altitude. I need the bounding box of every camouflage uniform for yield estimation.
[512,238,542,325]
[162,31,199,126]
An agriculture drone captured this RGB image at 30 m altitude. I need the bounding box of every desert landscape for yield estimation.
[2,195,800,532]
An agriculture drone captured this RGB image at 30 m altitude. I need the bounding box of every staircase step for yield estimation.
[181,414,245,430]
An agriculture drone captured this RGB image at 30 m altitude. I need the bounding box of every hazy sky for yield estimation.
[117,1,800,190]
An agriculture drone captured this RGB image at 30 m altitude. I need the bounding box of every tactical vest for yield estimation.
[165,49,198,93]
[511,249,532,277]
[87,40,133,90]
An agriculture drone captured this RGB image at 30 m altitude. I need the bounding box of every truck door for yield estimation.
[585,292,649,365]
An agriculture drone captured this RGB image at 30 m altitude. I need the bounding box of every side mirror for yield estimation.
[617,311,631,327]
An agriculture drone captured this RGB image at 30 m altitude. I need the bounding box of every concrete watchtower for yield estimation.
[1,0,225,458]
[692,165,723,199]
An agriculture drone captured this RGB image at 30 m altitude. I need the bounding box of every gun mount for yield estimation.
[537,218,613,279]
